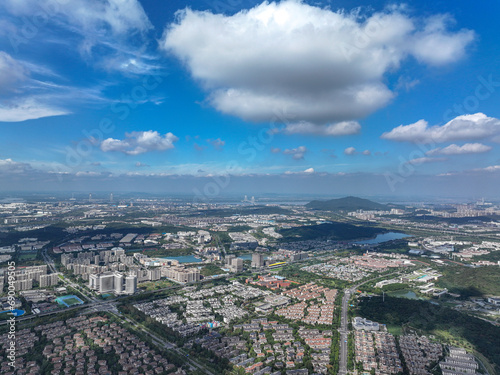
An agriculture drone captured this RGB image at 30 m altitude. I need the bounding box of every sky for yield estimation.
[1,0,500,200]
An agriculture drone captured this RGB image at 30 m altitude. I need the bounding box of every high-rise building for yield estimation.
[99,272,115,293]
[39,273,59,287]
[231,258,244,272]
[89,271,137,295]
[125,274,137,294]
[225,254,236,266]
[164,267,200,283]
[148,268,161,281]
[251,253,264,268]
[14,279,32,291]
[114,272,124,294]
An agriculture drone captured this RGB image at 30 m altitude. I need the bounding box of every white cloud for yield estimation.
[283,146,307,160]
[2,0,154,75]
[0,158,32,173]
[4,0,152,37]
[381,113,500,143]
[344,147,357,155]
[473,165,500,173]
[271,147,281,153]
[0,52,29,95]
[280,121,361,136]
[407,157,446,165]
[0,52,106,122]
[75,171,103,177]
[101,131,178,155]
[207,138,225,149]
[304,167,315,173]
[162,1,474,129]
[410,15,475,66]
[427,143,492,155]
[0,98,69,122]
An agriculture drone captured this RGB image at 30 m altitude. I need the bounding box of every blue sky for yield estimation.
[0,0,500,199]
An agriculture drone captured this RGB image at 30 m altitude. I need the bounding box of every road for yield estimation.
[41,248,96,302]
[120,314,216,375]
[338,287,353,375]
[338,271,401,374]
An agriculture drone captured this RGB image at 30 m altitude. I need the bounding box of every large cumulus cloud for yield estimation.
[161,1,474,135]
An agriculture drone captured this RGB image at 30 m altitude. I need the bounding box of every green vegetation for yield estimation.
[139,279,174,291]
[201,264,224,276]
[376,239,410,254]
[305,196,390,211]
[279,222,384,242]
[0,224,68,247]
[279,264,320,284]
[61,297,81,306]
[435,265,500,297]
[358,296,500,373]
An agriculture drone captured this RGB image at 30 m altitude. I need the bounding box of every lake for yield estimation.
[387,290,422,300]
[354,232,410,245]
[162,255,202,263]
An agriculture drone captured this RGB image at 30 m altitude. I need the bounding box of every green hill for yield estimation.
[279,222,384,242]
[305,196,389,211]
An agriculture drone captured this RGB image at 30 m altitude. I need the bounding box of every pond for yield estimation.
[386,290,422,300]
[162,255,202,263]
[354,232,410,245]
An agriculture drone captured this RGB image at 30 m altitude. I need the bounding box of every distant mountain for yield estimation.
[305,196,389,211]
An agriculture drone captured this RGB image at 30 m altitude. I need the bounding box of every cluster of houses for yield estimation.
[198,318,335,374]
[399,334,442,375]
[0,315,180,375]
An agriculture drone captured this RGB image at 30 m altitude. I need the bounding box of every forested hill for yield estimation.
[305,196,389,211]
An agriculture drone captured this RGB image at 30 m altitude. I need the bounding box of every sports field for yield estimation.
[56,295,84,307]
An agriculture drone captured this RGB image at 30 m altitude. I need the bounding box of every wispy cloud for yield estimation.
[406,157,447,165]
[207,138,225,150]
[278,121,361,137]
[344,147,371,156]
[427,143,492,155]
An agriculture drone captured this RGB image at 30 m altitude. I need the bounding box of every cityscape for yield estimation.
[1,0,500,374]
[0,194,499,374]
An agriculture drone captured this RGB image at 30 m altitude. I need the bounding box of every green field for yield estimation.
[435,265,500,297]
[18,253,38,260]
[201,264,224,276]
[62,297,81,306]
